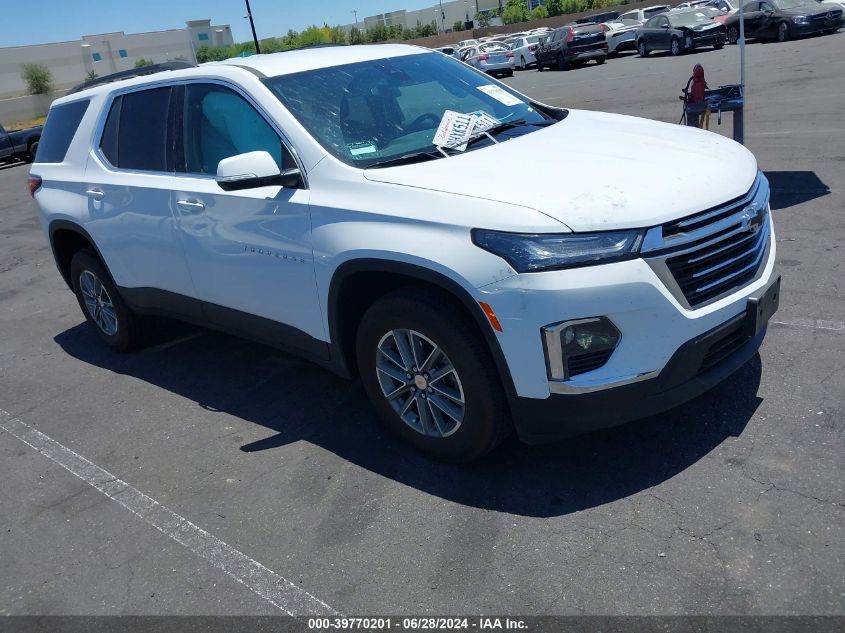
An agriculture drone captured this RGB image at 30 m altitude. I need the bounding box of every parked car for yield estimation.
[637,10,727,56]
[619,5,671,23]
[457,38,479,47]
[0,121,41,164]
[460,44,515,77]
[602,20,641,54]
[724,0,843,42]
[535,25,608,70]
[576,10,621,23]
[509,34,545,69]
[676,0,713,8]
[31,44,780,462]
[434,46,460,58]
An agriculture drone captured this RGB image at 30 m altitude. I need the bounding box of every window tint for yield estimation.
[37,99,90,163]
[99,87,173,171]
[182,83,290,175]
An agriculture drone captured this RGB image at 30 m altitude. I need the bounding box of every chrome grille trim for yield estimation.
[642,172,772,310]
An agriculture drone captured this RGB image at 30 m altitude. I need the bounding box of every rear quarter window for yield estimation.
[99,86,174,172]
[36,99,90,163]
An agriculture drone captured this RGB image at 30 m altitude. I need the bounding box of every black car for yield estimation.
[724,0,843,42]
[535,24,608,70]
[636,10,727,56]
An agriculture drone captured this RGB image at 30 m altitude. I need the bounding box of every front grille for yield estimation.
[698,318,747,374]
[645,174,771,309]
[813,9,841,20]
[568,349,613,377]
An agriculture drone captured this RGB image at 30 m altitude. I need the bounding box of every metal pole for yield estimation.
[351,9,358,27]
[738,1,745,90]
[244,0,261,54]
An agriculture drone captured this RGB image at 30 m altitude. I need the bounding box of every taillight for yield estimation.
[598,23,608,31]
[506,52,514,57]
[478,55,489,61]
[27,174,42,198]
[566,28,575,43]
[529,44,538,51]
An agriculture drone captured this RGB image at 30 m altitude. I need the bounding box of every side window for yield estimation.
[99,87,173,172]
[645,16,658,27]
[659,16,670,26]
[37,99,90,163]
[181,83,291,175]
[760,1,773,10]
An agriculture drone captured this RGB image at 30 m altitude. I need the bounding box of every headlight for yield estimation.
[793,15,810,22]
[471,228,644,272]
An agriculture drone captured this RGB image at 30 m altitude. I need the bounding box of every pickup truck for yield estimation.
[0,122,42,164]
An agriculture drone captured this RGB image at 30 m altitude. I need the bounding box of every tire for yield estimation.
[777,21,789,42]
[505,70,513,77]
[520,55,527,69]
[70,249,150,351]
[595,56,606,65]
[727,25,739,44]
[355,288,511,462]
[638,40,649,57]
[670,37,682,56]
[556,53,568,70]
[27,140,39,163]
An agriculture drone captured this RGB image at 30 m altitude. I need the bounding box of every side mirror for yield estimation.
[661,23,671,28]
[216,151,301,191]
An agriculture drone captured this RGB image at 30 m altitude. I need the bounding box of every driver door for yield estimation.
[656,16,673,48]
[169,81,327,357]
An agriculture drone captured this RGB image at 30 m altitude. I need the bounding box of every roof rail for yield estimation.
[68,61,197,95]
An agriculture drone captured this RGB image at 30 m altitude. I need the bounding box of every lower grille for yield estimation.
[698,319,748,374]
[568,349,613,377]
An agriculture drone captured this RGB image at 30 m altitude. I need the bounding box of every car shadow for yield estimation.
[764,170,830,211]
[55,320,763,518]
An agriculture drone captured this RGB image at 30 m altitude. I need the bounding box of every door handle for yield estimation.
[85,189,104,201]
[176,199,205,214]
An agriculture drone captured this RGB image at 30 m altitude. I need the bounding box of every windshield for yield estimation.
[669,10,713,24]
[263,52,550,168]
[772,0,810,8]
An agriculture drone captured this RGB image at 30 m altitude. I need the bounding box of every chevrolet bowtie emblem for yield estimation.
[740,203,764,234]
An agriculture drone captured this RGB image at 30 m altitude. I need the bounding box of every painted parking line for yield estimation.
[0,409,339,617]
[771,317,845,332]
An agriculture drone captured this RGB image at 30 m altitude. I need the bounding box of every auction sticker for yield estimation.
[477,84,523,106]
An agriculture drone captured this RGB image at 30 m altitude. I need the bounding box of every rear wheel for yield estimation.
[70,250,150,351]
[356,289,511,462]
[727,25,739,44]
[777,21,790,42]
[638,40,649,56]
[595,56,606,65]
[670,37,682,56]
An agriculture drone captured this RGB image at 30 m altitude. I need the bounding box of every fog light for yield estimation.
[543,317,620,381]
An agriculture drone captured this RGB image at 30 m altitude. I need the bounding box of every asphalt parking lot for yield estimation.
[1,31,843,619]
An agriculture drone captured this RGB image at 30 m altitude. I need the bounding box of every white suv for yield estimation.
[30,45,780,462]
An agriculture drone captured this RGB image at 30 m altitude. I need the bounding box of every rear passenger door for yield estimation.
[85,85,199,314]
[168,81,326,357]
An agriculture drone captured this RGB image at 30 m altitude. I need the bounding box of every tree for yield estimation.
[501,0,529,24]
[531,5,550,19]
[545,0,565,16]
[475,12,492,27]
[349,26,365,44]
[134,58,154,68]
[453,20,465,31]
[329,25,347,43]
[21,63,53,95]
[85,70,98,81]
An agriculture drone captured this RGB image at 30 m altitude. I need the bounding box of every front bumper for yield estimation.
[791,17,844,35]
[512,308,770,443]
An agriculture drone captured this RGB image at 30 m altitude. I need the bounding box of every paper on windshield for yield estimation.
[432,110,501,151]
[477,84,523,106]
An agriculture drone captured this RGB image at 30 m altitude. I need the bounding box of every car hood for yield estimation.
[363,109,758,232]
[781,1,840,13]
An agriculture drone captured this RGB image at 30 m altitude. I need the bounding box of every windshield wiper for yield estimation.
[365,150,445,169]
[464,118,557,148]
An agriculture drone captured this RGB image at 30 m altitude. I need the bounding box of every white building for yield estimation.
[0,19,234,100]
[354,0,506,33]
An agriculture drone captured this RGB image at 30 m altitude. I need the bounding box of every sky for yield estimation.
[0,0,442,48]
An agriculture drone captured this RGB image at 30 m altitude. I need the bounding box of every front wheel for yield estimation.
[595,56,606,65]
[777,21,790,42]
[356,289,511,462]
[27,141,39,162]
[670,37,682,56]
[70,250,150,351]
[638,40,649,57]
[727,25,739,44]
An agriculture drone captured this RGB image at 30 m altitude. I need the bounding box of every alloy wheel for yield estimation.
[375,329,465,438]
[79,270,118,336]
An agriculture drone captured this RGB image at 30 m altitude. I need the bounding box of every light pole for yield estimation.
[244,0,261,54]
[351,9,358,27]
